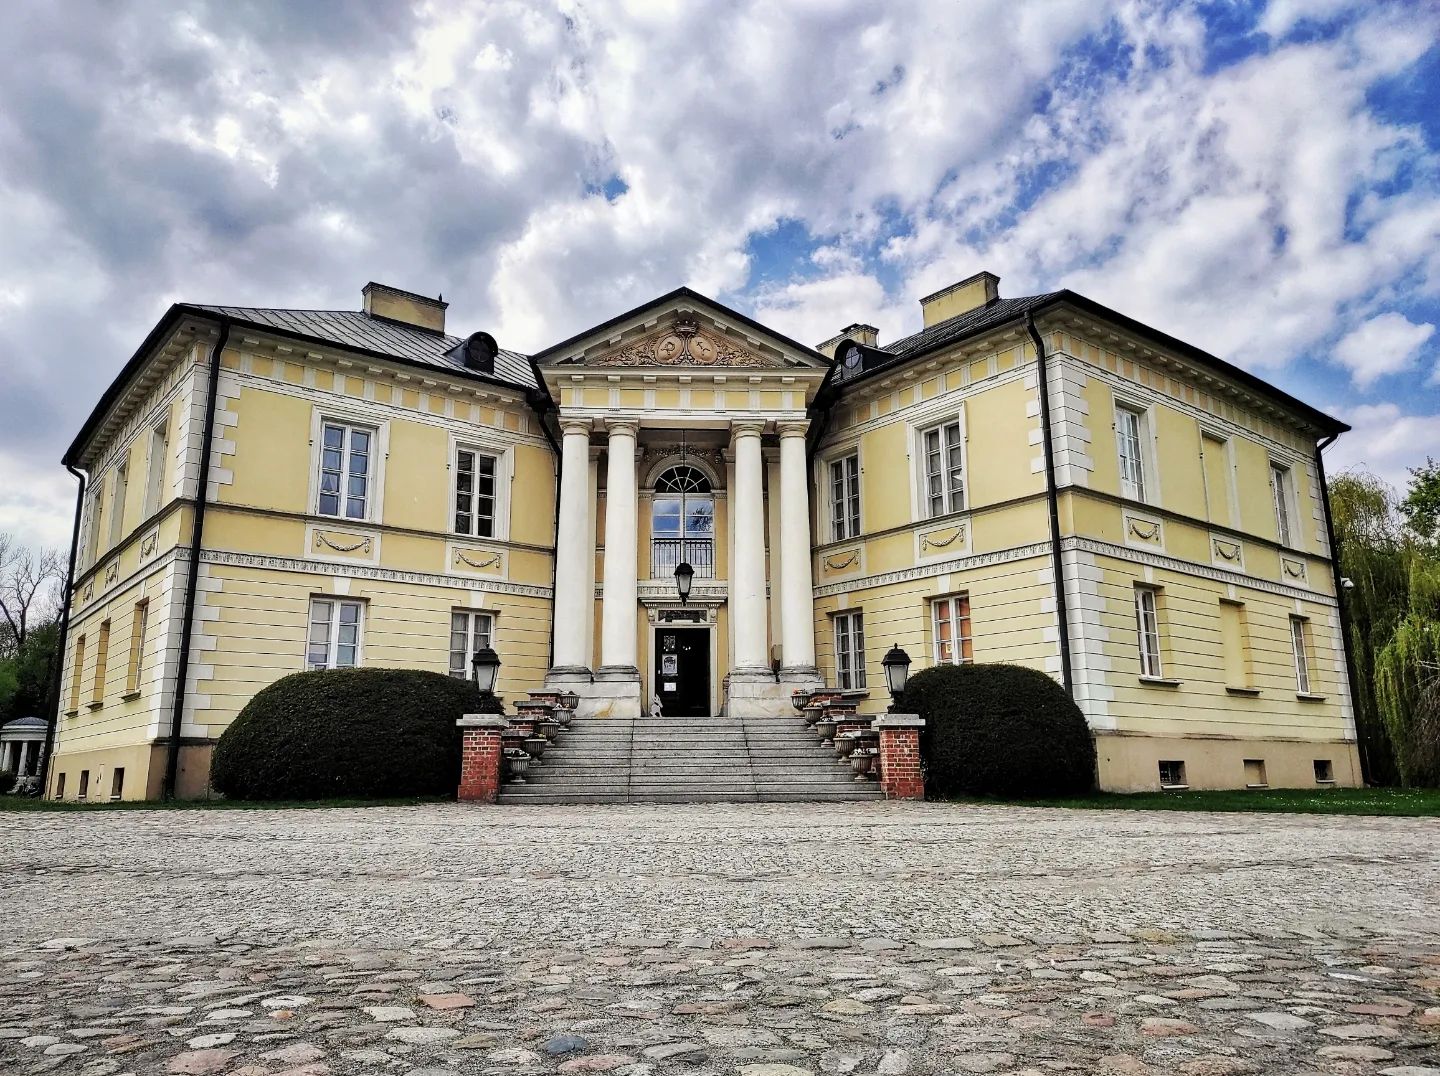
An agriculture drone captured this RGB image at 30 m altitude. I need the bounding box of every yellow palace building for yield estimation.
[46,274,1361,800]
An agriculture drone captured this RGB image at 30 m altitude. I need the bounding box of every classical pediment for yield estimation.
[532,288,830,373]
[592,314,777,369]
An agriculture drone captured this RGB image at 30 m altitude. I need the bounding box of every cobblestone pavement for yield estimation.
[2,801,1438,1076]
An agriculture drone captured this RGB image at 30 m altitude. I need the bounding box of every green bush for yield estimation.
[211,668,475,800]
[0,768,16,794]
[909,662,1096,799]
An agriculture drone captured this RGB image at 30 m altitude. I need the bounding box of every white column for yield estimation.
[550,419,593,675]
[599,420,639,677]
[18,742,31,777]
[730,422,770,674]
[778,421,818,675]
[582,449,600,669]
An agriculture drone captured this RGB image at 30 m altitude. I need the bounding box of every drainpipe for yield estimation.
[163,320,230,800]
[38,464,87,795]
[1315,431,1370,785]
[1026,313,1074,696]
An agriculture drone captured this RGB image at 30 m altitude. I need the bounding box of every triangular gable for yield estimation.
[532,287,831,372]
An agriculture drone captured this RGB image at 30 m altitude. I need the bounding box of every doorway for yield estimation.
[653,627,711,717]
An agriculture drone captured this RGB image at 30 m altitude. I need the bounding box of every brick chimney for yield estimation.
[919,271,1000,329]
[816,323,880,359]
[362,282,448,333]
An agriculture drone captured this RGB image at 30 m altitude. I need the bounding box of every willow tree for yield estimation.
[1375,559,1440,787]
[1330,471,1408,783]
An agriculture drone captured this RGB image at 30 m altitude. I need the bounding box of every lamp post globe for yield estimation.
[674,561,695,606]
[881,644,911,709]
[471,646,502,712]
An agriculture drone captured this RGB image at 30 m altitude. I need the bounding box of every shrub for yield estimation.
[0,768,16,794]
[210,668,476,800]
[909,662,1096,799]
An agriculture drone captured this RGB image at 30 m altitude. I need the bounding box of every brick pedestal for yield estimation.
[874,713,926,800]
[456,715,509,803]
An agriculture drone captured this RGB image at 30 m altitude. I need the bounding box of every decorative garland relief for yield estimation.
[920,525,967,552]
[1127,518,1161,542]
[313,531,372,554]
[454,550,502,571]
[824,550,861,571]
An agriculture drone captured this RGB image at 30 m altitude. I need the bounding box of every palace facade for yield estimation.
[47,274,1361,800]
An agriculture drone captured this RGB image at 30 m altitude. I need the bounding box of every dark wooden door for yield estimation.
[654,628,710,717]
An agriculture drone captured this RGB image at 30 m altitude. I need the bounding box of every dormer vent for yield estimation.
[444,331,498,375]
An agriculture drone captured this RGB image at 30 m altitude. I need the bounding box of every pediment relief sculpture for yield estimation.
[591,314,777,368]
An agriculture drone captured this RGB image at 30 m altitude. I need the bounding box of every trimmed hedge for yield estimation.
[210,668,475,800]
[909,662,1096,799]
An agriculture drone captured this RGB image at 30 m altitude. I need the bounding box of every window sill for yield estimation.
[1245,783,1270,790]
[63,709,78,718]
[1225,686,1262,696]
[120,690,141,701]
[86,701,104,711]
[1138,676,1182,688]
[1315,779,1337,786]
[1159,783,1190,791]
[1296,692,1328,702]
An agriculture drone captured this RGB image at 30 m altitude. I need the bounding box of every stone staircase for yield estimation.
[497,711,885,805]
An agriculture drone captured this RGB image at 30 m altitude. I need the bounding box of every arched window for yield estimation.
[652,465,714,578]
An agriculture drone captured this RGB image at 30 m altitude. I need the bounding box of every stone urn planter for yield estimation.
[523,735,547,762]
[538,718,562,742]
[814,716,837,746]
[834,732,859,761]
[802,704,824,727]
[851,749,874,780]
[554,705,574,730]
[503,748,531,783]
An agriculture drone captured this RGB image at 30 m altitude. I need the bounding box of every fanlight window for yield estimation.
[652,465,715,578]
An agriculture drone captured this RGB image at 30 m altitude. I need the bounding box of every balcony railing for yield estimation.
[651,538,714,579]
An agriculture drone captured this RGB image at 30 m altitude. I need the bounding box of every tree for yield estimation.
[1400,457,1440,552]
[1375,559,1440,787]
[0,533,62,657]
[1329,471,1408,784]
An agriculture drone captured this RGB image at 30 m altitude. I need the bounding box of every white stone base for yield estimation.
[542,672,643,721]
[725,670,811,718]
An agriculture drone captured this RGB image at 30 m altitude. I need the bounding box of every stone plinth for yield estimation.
[874,713,925,800]
[456,714,509,803]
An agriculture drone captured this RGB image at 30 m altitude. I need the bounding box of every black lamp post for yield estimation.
[471,646,502,714]
[674,561,694,606]
[881,644,911,712]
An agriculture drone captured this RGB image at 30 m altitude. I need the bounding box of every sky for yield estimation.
[2,0,1438,552]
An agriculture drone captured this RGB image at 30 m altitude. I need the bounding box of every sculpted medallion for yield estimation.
[592,314,774,368]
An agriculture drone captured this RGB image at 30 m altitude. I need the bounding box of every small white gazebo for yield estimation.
[1,716,48,790]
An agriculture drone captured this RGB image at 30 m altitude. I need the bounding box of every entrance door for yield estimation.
[654,628,710,717]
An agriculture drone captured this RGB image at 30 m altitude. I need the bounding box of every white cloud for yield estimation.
[1332,312,1436,387]
[1327,402,1440,493]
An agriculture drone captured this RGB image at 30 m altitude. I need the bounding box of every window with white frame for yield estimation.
[1270,462,1293,546]
[1134,585,1163,678]
[143,420,169,518]
[829,453,860,541]
[449,610,495,679]
[1115,404,1148,502]
[833,611,866,689]
[921,417,965,517]
[316,421,374,520]
[307,598,364,670]
[454,447,498,537]
[85,487,103,566]
[932,594,973,665]
[1289,615,1311,694]
[108,461,128,547]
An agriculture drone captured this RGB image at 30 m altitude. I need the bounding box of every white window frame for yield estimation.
[833,610,866,690]
[308,408,388,524]
[828,452,861,542]
[307,597,365,670]
[450,437,512,541]
[85,487,104,567]
[1270,461,1295,547]
[449,610,496,679]
[931,593,973,666]
[108,460,128,548]
[143,419,169,518]
[1115,402,1150,503]
[1289,615,1311,694]
[1134,585,1163,679]
[918,414,966,518]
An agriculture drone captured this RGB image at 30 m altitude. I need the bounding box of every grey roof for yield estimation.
[2,716,47,730]
[882,293,1061,358]
[186,305,538,392]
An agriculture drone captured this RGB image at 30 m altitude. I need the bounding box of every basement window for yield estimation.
[1314,759,1335,785]
[110,768,125,802]
[1244,759,1268,788]
[78,769,90,802]
[1158,760,1187,789]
